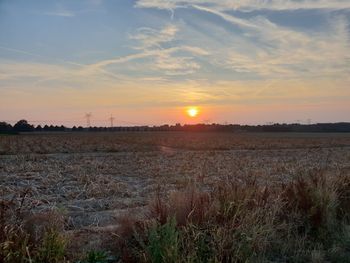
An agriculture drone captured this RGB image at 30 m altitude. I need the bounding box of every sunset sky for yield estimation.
[1,0,349,126]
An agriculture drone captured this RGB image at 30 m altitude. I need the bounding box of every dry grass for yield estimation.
[0,190,67,263]
[1,132,350,155]
[115,170,350,262]
[0,132,350,261]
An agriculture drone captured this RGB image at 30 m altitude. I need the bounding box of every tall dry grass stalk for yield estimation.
[115,170,350,262]
[0,190,68,263]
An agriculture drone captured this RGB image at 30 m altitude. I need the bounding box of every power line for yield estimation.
[1,116,148,127]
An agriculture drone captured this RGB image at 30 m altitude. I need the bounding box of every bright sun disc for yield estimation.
[187,107,199,117]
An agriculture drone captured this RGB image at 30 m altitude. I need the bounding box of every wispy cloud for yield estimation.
[83,24,209,76]
[0,45,127,83]
[199,8,350,78]
[42,11,75,17]
[135,1,349,79]
[191,4,258,29]
[0,45,43,58]
[130,25,178,49]
[127,24,208,75]
[135,0,350,11]
[37,3,76,17]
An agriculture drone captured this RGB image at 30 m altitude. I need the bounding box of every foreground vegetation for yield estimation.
[1,132,349,262]
[1,169,349,262]
[114,170,350,262]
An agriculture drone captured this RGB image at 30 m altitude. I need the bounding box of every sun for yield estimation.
[187,107,199,117]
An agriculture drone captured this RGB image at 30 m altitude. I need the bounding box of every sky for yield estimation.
[0,0,349,126]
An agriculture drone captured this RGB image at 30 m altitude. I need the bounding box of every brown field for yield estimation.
[1,132,350,262]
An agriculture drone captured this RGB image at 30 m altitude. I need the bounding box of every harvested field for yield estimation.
[1,132,350,262]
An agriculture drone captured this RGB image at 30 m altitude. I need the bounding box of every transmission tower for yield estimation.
[85,113,92,127]
[109,115,115,128]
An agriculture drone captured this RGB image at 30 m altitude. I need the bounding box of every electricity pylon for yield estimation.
[85,113,92,127]
[109,115,115,128]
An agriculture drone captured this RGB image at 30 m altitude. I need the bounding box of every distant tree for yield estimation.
[35,125,43,131]
[0,122,12,133]
[13,120,34,132]
[43,125,49,131]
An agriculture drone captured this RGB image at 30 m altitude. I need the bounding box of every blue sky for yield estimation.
[0,0,349,126]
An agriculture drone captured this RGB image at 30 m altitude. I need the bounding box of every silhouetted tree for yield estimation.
[13,120,34,132]
[0,122,12,133]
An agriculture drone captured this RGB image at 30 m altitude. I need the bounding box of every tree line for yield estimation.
[1,119,350,134]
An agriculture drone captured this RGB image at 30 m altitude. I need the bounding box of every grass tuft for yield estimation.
[0,191,68,263]
[115,170,350,262]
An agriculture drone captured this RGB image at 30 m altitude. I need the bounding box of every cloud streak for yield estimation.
[130,25,178,49]
[83,24,209,76]
[133,2,350,80]
[135,0,350,11]
[208,11,350,78]
[42,11,75,17]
